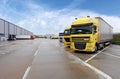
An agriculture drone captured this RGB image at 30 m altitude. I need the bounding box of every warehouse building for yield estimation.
[0,18,33,41]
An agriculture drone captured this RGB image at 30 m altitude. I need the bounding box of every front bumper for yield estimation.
[64,42,71,47]
[71,42,95,52]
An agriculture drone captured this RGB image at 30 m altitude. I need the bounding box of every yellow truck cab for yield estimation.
[70,16,113,53]
[63,26,71,47]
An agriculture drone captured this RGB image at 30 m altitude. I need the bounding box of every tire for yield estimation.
[93,45,98,53]
[97,43,100,50]
[102,43,105,49]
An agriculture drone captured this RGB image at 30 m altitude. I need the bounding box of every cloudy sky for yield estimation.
[0,0,120,34]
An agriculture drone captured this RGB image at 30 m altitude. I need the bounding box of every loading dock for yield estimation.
[0,18,33,41]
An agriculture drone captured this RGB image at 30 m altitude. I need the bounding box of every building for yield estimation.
[0,18,33,41]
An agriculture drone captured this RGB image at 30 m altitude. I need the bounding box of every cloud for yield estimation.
[17,8,120,34]
[2,0,8,6]
[0,0,120,34]
[66,0,85,9]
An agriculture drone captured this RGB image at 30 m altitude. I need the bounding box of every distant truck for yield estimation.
[63,26,71,47]
[70,16,113,53]
[59,33,64,42]
[51,35,59,39]
[16,35,35,40]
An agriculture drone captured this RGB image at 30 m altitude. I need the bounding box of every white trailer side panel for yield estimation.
[99,18,113,42]
[0,19,4,34]
[9,23,15,35]
[16,35,31,40]
[5,21,9,38]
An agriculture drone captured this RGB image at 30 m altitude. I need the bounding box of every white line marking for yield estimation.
[22,66,31,79]
[85,46,110,63]
[103,53,120,59]
[68,53,112,79]
[85,51,102,63]
[34,50,38,56]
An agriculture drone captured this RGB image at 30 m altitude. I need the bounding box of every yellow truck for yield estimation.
[70,16,113,53]
[63,26,71,47]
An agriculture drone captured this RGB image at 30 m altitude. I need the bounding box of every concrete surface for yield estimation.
[69,45,120,79]
[26,39,100,79]
[0,39,120,79]
[88,45,120,79]
[0,39,40,79]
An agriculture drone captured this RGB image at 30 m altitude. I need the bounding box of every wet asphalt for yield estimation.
[0,39,40,79]
[0,39,120,79]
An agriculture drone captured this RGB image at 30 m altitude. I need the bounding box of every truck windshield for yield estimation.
[71,25,92,34]
[64,30,70,35]
[59,33,64,36]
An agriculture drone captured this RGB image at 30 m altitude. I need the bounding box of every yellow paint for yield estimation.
[71,17,99,52]
[63,26,71,47]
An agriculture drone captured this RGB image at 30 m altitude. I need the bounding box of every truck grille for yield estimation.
[72,37,90,42]
[65,38,70,42]
[74,42,86,50]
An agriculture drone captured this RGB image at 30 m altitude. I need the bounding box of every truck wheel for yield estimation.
[97,44,100,50]
[102,43,105,49]
[93,45,97,53]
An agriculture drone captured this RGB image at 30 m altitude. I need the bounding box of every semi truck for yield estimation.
[59,33,64,42]
[51,34,59,39]
[63,26,71,47]
[70,16,113,53]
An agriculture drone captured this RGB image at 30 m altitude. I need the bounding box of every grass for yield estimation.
[112,33,120,45]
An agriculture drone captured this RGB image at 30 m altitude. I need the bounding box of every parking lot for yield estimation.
[0,39,120,79]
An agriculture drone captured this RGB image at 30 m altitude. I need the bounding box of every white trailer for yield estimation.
[98,17,113,43]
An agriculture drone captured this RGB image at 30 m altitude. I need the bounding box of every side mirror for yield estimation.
[94,30,97,33]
